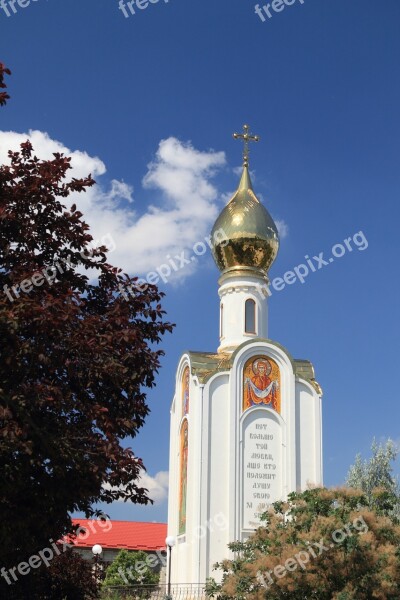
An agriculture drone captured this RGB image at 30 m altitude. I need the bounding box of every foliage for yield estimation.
[5,548,99,600]
[206,487,400,600]
[40,548,100,600]
[103,550,160,587]
[0,62,11,106]
[0,65,173,596]
[101,592,125,600]
[346,438,400,520]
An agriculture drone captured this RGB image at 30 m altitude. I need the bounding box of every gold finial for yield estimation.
[233,124,260,167]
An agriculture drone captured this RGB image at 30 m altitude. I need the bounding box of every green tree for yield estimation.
[103,550,160,587]
[346,439,400,520]
[206,487,400,600]
[0,64,173,598]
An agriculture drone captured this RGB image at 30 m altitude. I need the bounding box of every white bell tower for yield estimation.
[167,125,323,586]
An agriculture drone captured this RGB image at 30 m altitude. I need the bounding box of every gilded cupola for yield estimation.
[211,125,279,277]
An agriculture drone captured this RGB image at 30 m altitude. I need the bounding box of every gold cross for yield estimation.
[233,124,260,167]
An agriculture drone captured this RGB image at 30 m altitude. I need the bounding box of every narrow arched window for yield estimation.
[245,299,256,334]
[220,303,224,338]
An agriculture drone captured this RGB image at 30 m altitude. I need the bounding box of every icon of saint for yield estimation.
[244,358,279,410]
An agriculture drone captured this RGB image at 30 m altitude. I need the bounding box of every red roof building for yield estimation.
[71,519,167,552]
[68,519,168,568]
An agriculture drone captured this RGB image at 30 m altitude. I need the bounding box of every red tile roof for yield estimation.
[68,519,167,552]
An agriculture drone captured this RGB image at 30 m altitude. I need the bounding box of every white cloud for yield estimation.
[275,219,289,239]
[0,130,287,282]
[108,179,134,203]
[102,470,169,505]
[138,470,169,504]
[0,130,226,280]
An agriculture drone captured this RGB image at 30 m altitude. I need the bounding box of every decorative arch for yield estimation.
[178,419,189,535]
[243,355,281,414]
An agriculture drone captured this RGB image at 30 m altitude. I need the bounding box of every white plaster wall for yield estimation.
[204,374,230,582]
[295,379,323,490]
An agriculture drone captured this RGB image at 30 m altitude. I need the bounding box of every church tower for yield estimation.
[167,126,323,585]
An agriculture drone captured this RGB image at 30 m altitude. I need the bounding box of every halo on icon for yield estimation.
[252,358,272,377]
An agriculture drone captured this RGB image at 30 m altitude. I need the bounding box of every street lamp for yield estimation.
[165,536,176,600]
[92,544,103,582]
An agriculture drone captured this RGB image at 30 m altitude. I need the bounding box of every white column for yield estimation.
[218,269,269,353]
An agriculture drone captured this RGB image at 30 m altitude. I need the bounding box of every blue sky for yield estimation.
[1,0,399,524]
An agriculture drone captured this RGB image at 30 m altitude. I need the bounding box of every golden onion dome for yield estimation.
[211,163,279,276]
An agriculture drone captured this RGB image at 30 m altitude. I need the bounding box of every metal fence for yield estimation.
[101,583,208,600]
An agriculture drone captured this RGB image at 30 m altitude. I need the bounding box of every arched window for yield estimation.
[245,299,256,334]
[220,303,224,338]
